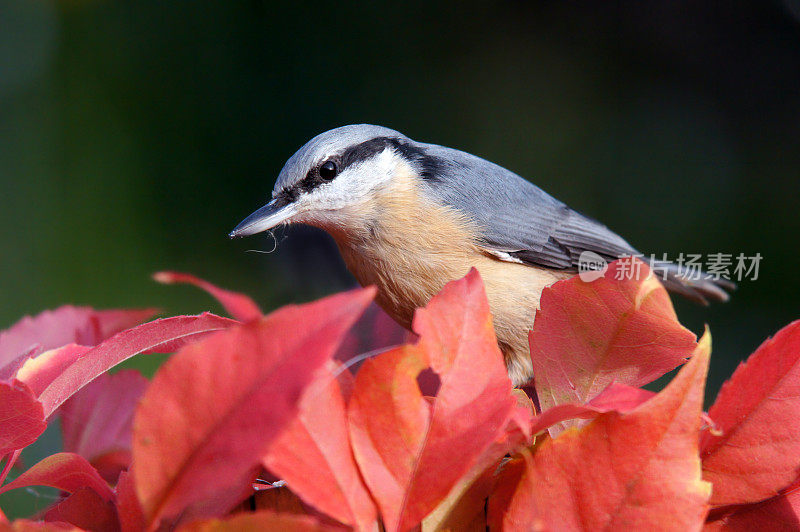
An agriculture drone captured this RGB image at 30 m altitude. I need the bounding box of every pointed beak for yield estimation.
[229,198,297,238]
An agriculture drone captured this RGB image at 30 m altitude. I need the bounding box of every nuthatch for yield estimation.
[230,124,732,385]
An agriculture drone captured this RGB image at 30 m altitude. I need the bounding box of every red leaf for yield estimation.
[0,520,81,531]
[42,487,118,532]
[0,380,45,455]
[252,485,308,514]
[0,347,40,382]
[177,511,341,532]
[530,258,697,434]
[489,336,712,530]
[334,302,410,367]
[507,389,536,442]
[36,313,235,418]
[586,381,656,410]
[423,390,535,532]
[705,486,800,531]
[153,271,262,322]
[349,269,516,532]
[0,306,156,371]
[60,370,148,482]
[132,288,375,528]
[421,462,494,532]
[116,471,144,532]
[528,382,656,436]
[0,453,114,503]
[264,364,378,531]
[701,320,800,506]
[15,345,91,398]
[89,452,131,486]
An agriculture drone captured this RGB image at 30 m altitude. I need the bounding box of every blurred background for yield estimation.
[1,1,799,510]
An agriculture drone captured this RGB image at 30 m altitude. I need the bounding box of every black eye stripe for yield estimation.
[284,137,444,198]
[296,158,340,193]
[339,137,444,180]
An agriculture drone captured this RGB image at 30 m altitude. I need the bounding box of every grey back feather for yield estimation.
[415,142,639,269]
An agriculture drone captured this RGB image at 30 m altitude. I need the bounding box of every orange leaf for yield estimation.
[177,511,341,532]
[530,258,697,434]
[701,321,800,506]
[489,335,712,530]
[264,364,378,531]
[349,270,516,532]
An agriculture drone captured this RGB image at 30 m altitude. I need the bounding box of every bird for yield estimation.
[230,124,732,386]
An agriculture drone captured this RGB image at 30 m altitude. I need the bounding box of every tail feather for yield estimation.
[650,260,735,305]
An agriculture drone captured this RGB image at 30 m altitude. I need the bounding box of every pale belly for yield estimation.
[336,238,570,386]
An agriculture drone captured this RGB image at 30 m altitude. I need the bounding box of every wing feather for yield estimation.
[417,143,638,270]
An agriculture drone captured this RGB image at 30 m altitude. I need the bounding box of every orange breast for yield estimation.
[328,168,570,386]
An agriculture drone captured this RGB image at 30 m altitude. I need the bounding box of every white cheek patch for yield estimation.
[300,148,400,213]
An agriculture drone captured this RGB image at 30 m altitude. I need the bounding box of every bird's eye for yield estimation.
[319,160,338,180]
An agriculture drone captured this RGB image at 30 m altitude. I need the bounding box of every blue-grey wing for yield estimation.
[417,143,639,270]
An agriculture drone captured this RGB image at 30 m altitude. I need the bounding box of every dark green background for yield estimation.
[1,0,799,517]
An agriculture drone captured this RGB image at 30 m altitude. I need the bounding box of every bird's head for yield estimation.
[229,124,437,238]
